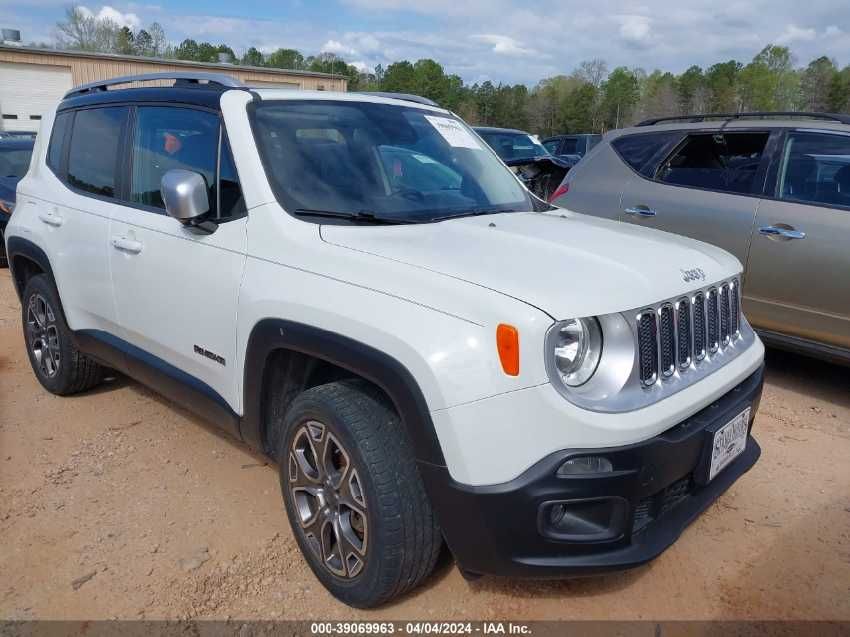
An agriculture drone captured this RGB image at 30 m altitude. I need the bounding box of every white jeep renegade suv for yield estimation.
[5,73,765,608]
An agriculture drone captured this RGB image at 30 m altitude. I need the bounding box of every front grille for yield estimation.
[635,278,743,388]
[693,292,706,361]
[637,310,658,386]
[632,474,694,534]
[706,288,719,353]
[675,298,691,369]
[730,280,740,335]
[658,304,675,377]
[720,284,731,344]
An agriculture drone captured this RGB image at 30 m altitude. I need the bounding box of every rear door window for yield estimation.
[559,138,579,155]
[778,132,850,209]
[67,107,128,198]
[543,139,560,155]
[657,132,770,195]
[611,132,679,176]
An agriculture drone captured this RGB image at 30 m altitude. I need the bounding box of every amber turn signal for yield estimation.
[496,323,520,376]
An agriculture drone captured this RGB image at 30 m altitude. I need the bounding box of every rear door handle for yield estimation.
[624,205,657,217]
[759,225,806,240]
[38,212,63,227]
[111,236,143,254]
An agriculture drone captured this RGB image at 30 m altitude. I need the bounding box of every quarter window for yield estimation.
[612,132,679,176]
[657,132,769,195]
[778,132,850,209]
[47,111,72,175]
[67,107,128,198]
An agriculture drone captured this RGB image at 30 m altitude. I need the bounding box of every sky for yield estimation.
[2,0,850,85]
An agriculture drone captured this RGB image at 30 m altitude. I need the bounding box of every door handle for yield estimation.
[111,236,143,254]
[38,212,64,227]
[759,225,806,240]
[624,205,657,217]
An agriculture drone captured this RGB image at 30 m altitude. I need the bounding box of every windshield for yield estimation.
[478,131,548,161]
[251,100,536,223]
[0,148,33,179]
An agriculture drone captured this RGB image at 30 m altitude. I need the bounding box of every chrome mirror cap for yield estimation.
[161,169,210,222]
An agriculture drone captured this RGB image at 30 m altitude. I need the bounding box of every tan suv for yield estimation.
[551,112,850,365]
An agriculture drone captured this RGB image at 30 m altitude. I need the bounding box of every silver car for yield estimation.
[551,112,850,365]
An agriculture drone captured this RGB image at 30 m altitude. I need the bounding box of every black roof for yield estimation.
[58,85,239,112]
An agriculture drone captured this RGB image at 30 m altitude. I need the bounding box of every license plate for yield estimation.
[708,407,751,482]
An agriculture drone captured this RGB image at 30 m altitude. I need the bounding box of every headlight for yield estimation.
[551,317,603,387]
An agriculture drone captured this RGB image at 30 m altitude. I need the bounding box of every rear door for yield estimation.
[619,130,775,265]
[745,129,850,350]
[108,105,248,415]
[41,106,127,335]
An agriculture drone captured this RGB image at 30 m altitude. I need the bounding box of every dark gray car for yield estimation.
[551,112,850,364]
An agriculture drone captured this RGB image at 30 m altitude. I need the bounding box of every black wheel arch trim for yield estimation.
[241,318,447,467]
[6,236,57,302]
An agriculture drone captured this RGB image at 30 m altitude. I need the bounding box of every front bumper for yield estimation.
[420,365,764,577]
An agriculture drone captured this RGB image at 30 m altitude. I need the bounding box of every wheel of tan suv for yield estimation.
[277,379,442,608]
[21,274,103,395]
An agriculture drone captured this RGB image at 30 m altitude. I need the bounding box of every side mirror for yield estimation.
[161,169,212,228]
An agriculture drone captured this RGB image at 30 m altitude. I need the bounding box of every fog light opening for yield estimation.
[557,456,614,476]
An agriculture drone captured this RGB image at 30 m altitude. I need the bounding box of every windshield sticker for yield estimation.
[424,116,482,150]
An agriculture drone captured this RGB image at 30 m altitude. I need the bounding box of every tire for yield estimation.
[21,274,103,395]
[277,379,442,608]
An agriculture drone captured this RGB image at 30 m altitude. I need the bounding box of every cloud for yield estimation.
[77,5,141,29]
[472,34,535,56]
[321,39,358,56]
[615,14,652,47]
[349,60,372,72]
[776,24,817,44]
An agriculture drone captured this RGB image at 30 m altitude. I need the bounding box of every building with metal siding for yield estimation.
[0,45,348,132]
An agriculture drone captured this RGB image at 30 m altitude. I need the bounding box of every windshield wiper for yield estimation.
[293,208,416,225]
[428,208,519,223]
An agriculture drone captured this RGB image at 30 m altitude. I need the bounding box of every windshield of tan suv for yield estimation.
[251,100,539,223]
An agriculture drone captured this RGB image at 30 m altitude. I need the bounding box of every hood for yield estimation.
[321,210,741,320]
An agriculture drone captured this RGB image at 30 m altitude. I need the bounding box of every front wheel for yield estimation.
[278,379,442,608]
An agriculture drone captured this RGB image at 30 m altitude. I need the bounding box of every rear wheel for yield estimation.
[277,379,442,608]
[22,274,103,395]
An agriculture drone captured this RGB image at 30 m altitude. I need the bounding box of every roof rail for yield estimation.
[636,111,850,127]
[358,92,439,107]
[64,72,245,99]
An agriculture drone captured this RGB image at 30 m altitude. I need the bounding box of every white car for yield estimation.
[5,73,765,608]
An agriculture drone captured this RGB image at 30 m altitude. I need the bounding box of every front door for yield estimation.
[745,130,850,350]
[108,105,248,415]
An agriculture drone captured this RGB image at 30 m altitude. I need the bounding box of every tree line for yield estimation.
[53,8,850,135]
